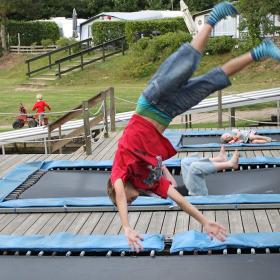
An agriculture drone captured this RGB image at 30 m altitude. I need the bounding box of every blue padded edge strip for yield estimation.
[0,232,164,252]
[0,196,172,208]
[165,128,280,136]
[1,194,280,208]
[180,142,280,149]
[170,231,280,253]
[186,194,280,205]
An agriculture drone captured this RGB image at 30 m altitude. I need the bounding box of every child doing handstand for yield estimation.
[107,2,280,252]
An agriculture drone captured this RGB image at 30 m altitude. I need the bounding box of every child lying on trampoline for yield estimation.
[221,129,272,144]
[107,2,280,252]
[181,145,239,196]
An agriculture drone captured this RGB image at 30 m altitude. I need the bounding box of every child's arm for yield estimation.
[114,178,143,252]
[167,187,227,241]
[32,103,37,111]
[162,165,177,187]
[44,101,51,111]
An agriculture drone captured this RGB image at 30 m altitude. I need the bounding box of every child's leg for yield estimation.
[170,40,280,117]
[181,150,239,196]
[142,2,239,114]
[249,135,272,143]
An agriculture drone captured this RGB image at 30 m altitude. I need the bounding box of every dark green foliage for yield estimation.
[205,36,237,55]
[92,21,126,45]
[125,17,187,45]
[124,31,192,78]
[7,20,60,46]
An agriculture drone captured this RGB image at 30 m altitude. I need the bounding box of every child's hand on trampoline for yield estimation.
[204,221,227,242]
[124,226,144,253]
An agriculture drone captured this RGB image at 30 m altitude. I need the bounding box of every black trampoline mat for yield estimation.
[0,255,280,280]
[20,170,110,199]
[181,134,280,145]
[205,168,280,195]
[19,167,280,199]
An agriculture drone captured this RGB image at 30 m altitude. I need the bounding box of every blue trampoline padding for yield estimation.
[187,194,280,205]
[165,128,280,137]
[179,142,280,149]
[170,231,280,253]
[0,232,164,253]
[0,196,172,208]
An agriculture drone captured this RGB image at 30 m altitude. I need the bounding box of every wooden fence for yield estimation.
[10,45,57,54]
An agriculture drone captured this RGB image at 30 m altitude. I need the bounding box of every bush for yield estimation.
[56,37,80,53]
[92,21,126,45]
[124,31,192,78]
[41,38,54,47]
[7,20,60,46]
[205,36,237,55]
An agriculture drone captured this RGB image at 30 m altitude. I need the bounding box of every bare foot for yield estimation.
[230,150,239,169]
[216,145,227,162]
[265,137,272,142]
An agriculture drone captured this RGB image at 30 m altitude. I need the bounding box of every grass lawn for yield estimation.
[0,51,280,128]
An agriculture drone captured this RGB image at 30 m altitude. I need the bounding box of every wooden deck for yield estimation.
[0,129,280,238]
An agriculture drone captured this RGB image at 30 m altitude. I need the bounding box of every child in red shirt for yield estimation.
[108,2,280,252]
[32,94,51,126]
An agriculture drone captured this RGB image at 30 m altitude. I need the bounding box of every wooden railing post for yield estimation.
[109,87,116,132]
[48,53,52,69]
[58,63,61,79]
[47,125,52,154]
[27,61,31,78]
[102,44,105,61]
[83,101,92,155]
[81,54,84,71]
[59,126,62,154]
[102,92,109,138]
[122,37,125,55]
[229,108,235,128]
[218,90,223,128]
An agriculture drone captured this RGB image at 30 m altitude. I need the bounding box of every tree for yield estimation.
[238,0,280,45]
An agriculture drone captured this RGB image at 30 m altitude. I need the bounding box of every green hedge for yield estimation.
[7,20,60,46]
[205,36,237,55]
[92,21,126,45]
[125,17,187,45]
[91,17,187,45]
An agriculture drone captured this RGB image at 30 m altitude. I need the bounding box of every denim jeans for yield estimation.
[181,156,217,196]
[142,43,231,118]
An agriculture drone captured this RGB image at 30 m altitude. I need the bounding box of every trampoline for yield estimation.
[0,158,280,208]
[164,128,280,150]
[1,254,280,280]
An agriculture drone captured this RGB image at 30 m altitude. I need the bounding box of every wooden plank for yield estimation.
[228,210,243,233]
[161,211,177,236]
[24,213,54,235]
[202,211,215,233]
[215,210,230,232]
[146,211,165,234]
[51,213,78,233]
[0,214,29,235]
[253,210,272,232]
[38,213,66,234]
[120,212,141,233]
[134,212,152,233]
[189,213,202,232]
[105,213,122,235]
[92,212,115,234]
[0,214,17,232]
[79,212,103,235]
[12,214,42,235]
[241,210,258,233]
[174,211,189,233]
[67,212,91,234]
[266,209,280,232]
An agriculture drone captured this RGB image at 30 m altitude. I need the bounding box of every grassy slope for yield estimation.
[0,51,280,128]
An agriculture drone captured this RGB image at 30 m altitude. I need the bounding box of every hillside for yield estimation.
[0,51,280,128]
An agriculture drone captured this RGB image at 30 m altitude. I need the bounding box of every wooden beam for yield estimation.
[51,114,103,153]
